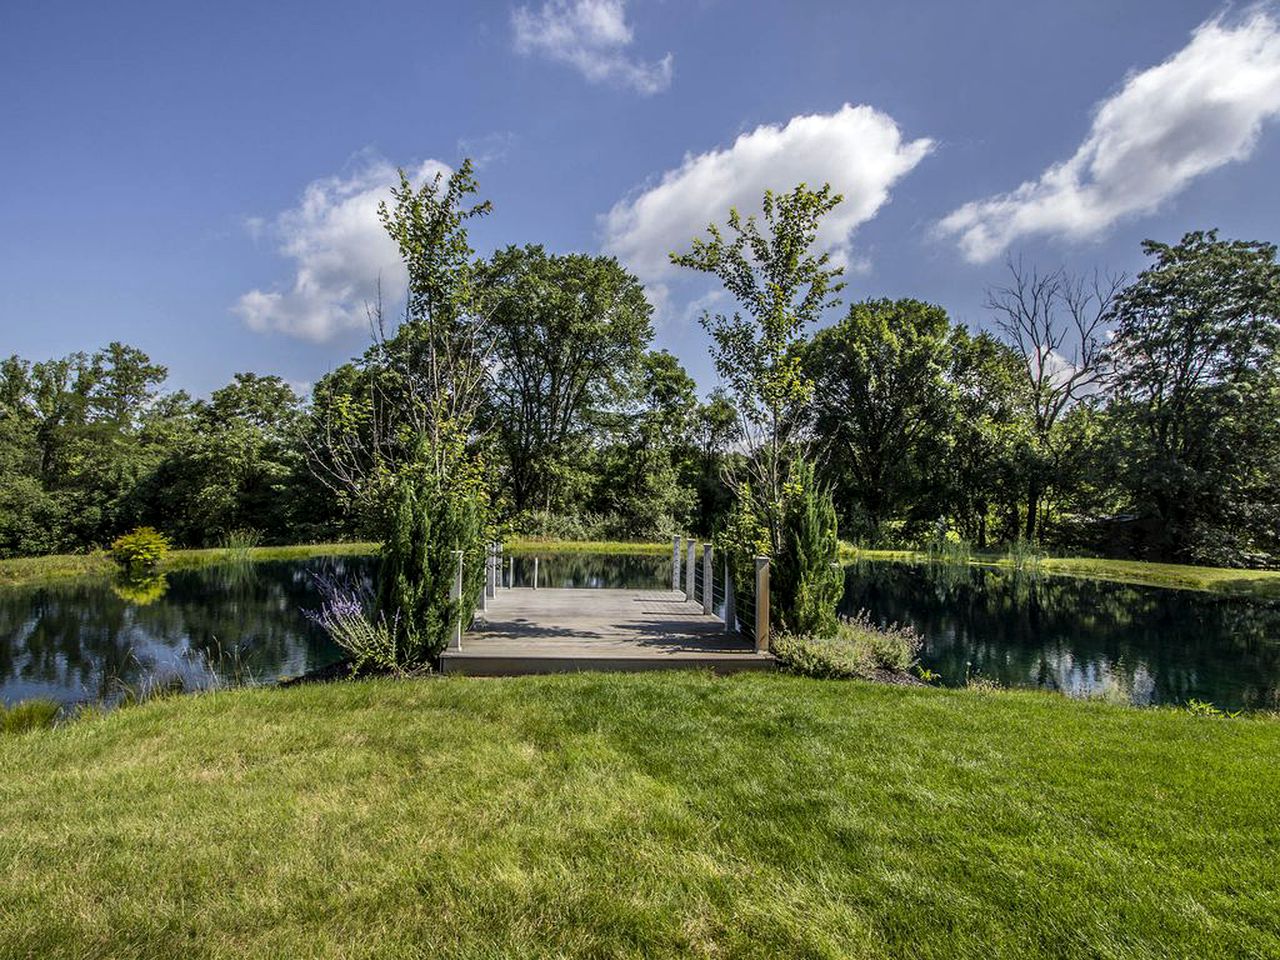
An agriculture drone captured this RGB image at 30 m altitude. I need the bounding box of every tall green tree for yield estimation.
[1106,230,1280,564]
[307,159,494,660]
[671,183,845,634]
[805,299,958,542]
[479,245,653,517]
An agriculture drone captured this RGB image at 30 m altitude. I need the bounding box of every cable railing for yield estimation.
[448,538,771,655]
[670,535,769,653]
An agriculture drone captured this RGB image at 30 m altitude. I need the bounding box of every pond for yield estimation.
[0,553,673,709]
[2,552,1277,711]
[841,560,1280,711]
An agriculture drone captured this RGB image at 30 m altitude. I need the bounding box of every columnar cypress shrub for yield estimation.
[377,438,488,663]
[774,458,842,637]
[719,459,843,641]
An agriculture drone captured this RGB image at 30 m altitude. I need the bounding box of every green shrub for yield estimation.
[774,611,922,680]
[774,458,844,636]
[1,698,61,734]
[109,526,171,570]
[721,458,843,638]
[376,438,489,665]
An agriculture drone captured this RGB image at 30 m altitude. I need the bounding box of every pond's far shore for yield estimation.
[2,538,1279,599]
[0,538,667,589]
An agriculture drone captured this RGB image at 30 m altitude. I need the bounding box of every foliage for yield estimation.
[1005,538,1044,577]
[1,697,61,734]
[671,182,845,555]
[1185,698,1242,719]
[376,439,488,663]
[985,261,1122,541]
[807,298,962,539]
[774,611,922,679]
[108,526,171,570]
[675,183,848,634]
[772,458,843,635]
[7,673,1277,958]
[306,575,405,675]
[480,244,654,515]
[1106,230,1280,564]
[220,527,263,564]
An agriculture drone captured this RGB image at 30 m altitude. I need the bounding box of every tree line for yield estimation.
[2,167,1278,570]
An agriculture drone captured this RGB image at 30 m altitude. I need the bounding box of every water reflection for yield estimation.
[506,553,669,589]
[4,552,1276,712]
[839,560,1280,710]
[0,558,368,707]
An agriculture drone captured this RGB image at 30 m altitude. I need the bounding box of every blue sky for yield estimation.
[3,0,1280,396]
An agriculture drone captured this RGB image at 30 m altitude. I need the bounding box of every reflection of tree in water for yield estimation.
[0,558,366,707]
[508,554,669,589]
[839,561,1280,710]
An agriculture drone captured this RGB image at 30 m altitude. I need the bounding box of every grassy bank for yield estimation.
[6,537,1280,598]
[0,538,669,589]
[0,672,1276,959]
[842,546,1280,599]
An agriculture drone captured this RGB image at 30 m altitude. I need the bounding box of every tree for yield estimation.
[87,342,167,429]
[945,329,1029,548]
[671,183,845,634]
[805,299,958,542]
[307,159,495,661]
[690,389,740,534]
[986,258,1122,540]
[1106,230,1280,564]
[479,245,653,517]
[670,183,844,555]
[151,374,304,544]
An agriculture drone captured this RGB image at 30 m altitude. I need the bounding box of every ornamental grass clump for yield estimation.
[774,610,923,681]
[1,698,61,734]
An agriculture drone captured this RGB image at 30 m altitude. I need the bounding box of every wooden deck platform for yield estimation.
[439,588,775,676]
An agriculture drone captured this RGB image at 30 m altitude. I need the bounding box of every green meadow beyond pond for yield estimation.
[0,673,1276,959]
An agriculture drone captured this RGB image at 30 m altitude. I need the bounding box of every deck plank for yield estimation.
[439,588,774,675]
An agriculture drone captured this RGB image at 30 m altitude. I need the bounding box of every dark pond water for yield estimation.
[840,560,1280,711]
[0,553,673,708]
[3,552,1277,711]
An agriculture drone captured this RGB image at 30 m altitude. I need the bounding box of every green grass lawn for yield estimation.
[1,673,1276,959]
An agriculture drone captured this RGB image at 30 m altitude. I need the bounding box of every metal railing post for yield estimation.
[754,556,770,653]
[724,556,736,631]
[671,535,681,592]
[508,555,514,590]
[702,543,713,615]
[486,541,496,599]
[685,540,696,599]
[449,549,464,651]
[533,556,539,590]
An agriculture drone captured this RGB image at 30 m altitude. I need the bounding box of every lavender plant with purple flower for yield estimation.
[305,571,404,675]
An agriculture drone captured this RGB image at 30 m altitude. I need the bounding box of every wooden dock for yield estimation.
[439,588,775,676]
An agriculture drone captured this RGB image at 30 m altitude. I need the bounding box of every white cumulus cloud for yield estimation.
[602,104,933,287]
[938,9,1280,263]
[234,158,450,340]
[512,0,673,95]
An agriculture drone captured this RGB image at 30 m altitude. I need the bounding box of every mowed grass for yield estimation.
[0,673,1276,959]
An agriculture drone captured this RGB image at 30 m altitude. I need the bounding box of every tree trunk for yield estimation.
[1025,479,1040,542]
